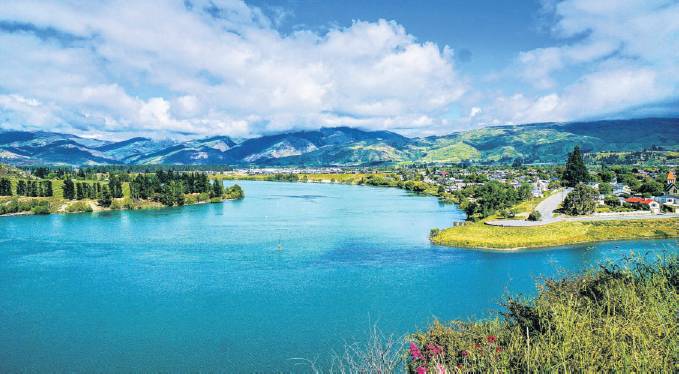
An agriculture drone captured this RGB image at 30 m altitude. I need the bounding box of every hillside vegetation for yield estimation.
[1,118,677,166]
[406,256,679,372]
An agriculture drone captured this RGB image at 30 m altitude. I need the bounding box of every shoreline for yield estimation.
[218,172,458,203]
[431,217,679,250]
[438,234,679,251]
[0,196,242,217]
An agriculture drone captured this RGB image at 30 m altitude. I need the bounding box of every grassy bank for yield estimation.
[405,256,679,372]
[431,218,679,249]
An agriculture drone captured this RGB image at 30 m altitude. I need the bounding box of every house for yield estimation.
[665,170,677,195]
[531,179,549,197]
[613,183,631,196]
[625,197,661,214]
[655,170,679,212]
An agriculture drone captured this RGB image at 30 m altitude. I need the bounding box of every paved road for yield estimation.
[488,212,679,227]
[487,187,679,227]
[535,187,571,220]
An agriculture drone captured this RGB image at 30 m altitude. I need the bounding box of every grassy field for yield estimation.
[431,218,679,249]
[405,256,679,372]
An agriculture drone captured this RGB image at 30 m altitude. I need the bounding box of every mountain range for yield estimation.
[1,118,677,166]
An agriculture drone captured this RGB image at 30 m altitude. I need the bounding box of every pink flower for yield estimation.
[436,363,447,374]
[427,343,442,355]
[460,350,468,357]
[416,366,427,374]
[410,342,424,360]
[487,335,497,344]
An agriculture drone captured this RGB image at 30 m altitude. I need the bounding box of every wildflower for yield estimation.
[486,335,497,344]
[496,346,503,353]
[410,342,424,360]
[416,366,427,374]
[456,363,463,369]
[436,363,447,374]
[473,343,481,350]
[427,343,442,355]
[460,350,468,357]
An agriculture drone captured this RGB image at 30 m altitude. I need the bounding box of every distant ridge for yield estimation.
[1,118,677,166]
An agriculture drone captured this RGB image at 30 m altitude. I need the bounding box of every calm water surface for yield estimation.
[1,181,677,372]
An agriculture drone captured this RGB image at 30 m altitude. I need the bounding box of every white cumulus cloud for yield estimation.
[0,0,464,138]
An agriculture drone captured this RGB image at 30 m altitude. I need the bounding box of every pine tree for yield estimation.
[26,181,37,197]
[211,178,224,198]
[76,183,85,200]
[44,180,53,197]
[0,178,12,196]
[108,176,123,198]
[63,178,75,200]
[562,146,590,187]
[98,186,112,207]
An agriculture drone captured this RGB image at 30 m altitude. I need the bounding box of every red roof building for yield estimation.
[625,197,655,205]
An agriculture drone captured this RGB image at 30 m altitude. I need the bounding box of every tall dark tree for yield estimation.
[211,178,224,198]
[63,178,75,200]
[34,167,49,179]
[76,182,85,200]
[16,180,26,196]
[108,176,123,198]
[562,146,590,187]
[0,178,12,196]
[98,186,112,207]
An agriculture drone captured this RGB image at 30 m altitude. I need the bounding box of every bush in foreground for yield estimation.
[526,210,541,221]
[406,256,678,372]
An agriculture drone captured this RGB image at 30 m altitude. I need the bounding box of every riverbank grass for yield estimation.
[407,256,679,372]
[431,218,679,249]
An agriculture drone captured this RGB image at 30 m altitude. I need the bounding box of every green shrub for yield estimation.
[18,200,33,212]
[66,201,93,213]
[562,183,597,215]
[527,210,541,221]
[0,199,19,215]
[406,256,679,372]
[31,205,50,215]
[225,184,244,199]
[184,194,198,205]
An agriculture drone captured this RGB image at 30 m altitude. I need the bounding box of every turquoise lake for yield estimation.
[1,180,677,372]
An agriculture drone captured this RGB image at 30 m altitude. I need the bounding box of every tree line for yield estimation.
[458,180,532,220]
[0,178,53,197]
[130,171,227,206]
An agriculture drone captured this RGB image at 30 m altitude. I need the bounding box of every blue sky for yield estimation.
[249,0,554,74]
[0,0,677,139]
